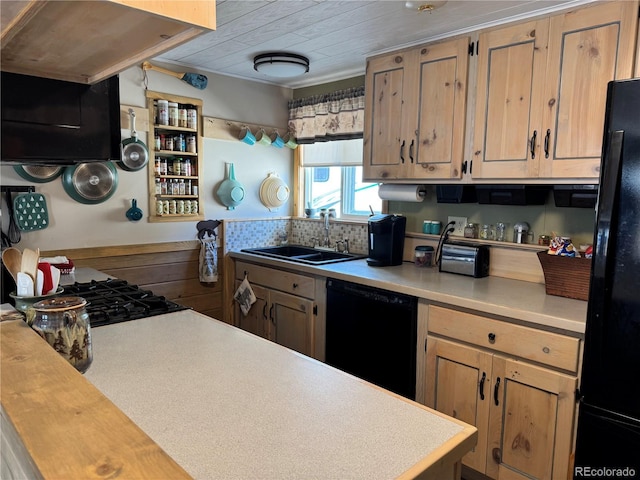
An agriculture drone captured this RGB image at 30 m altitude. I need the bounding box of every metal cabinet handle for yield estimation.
[479,372,486,400]
[292,283,298,289]
[544,129,551,158]
[269,304,275,324]
[488,332,496,344]
[400,140,406,163]
[530,130,537,159]
[409,139,415,163]
[262,303,267,319]
[494,377,501,406]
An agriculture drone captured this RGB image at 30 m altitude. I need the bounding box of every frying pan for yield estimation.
[62,162,118,204]
[13,165,64,183]
[119,108,149,172]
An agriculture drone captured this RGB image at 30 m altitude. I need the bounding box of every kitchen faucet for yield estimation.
[319,208,336,248]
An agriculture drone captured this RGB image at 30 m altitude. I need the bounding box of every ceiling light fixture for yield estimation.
[405,1,447,12]
[253,52,310,78]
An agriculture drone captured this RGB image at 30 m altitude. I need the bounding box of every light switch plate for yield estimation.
[447,216,467,236]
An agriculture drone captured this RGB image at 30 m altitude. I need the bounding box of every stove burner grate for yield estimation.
[63,279,189,327]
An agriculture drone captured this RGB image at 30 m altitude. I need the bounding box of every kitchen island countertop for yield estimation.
[1,311,476,479]
[231,253,588,335]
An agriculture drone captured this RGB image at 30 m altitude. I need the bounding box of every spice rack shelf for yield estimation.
[146,91,204,223]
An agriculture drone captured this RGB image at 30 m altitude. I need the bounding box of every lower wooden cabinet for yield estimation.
[425,305,580,480]
[234,261,317,358]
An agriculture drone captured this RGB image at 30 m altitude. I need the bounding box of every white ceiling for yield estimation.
[155,0,596,89]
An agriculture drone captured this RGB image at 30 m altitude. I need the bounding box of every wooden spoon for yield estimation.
[20,247,40,284]
[2,247,22,283]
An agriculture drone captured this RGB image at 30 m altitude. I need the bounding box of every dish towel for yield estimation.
[234,276,257,316]
[199,236,218,283]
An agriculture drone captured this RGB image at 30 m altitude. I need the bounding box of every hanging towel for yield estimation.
[234,276,257,316]
[199,236,218,283]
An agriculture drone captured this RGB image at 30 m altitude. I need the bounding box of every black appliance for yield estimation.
[367,214,406,267]
[325,278,417,400]
[552,185,599,208]
[573,78,640,477]
[475,185,550,205]
[435,185,477,203]
[63,279,189,327]
[1,72,121,165]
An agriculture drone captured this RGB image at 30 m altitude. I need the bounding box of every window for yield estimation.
[302,139,381,219]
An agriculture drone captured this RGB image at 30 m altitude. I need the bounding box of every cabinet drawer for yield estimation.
[236,261,315,299]
[428,305,580,372]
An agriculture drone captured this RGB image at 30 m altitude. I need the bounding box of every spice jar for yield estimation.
[480,224,494,240]
[157,99,169,125]
[168,101,178,126]
[464,223,478,239]
[414,245,434,267]
[29,297,93,373]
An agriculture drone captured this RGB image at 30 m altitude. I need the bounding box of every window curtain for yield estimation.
[287,86,365,144]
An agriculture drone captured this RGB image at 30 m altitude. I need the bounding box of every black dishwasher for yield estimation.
[325,278,417,400]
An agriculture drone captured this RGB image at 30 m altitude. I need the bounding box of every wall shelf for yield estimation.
[146,90,204,223]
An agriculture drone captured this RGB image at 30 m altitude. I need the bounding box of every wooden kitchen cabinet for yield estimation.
[363,37,469,181]
[234,261,316,358]
[425,305,580,479]
[0,1,215,85]
[147,91,204,223]
[472,1,638,180]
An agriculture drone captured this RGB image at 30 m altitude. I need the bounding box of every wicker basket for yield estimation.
[537,251,591,301]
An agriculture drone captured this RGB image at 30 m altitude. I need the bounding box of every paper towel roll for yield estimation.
[378,184,426,202]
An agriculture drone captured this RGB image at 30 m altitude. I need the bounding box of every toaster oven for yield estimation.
[439,241,490,278]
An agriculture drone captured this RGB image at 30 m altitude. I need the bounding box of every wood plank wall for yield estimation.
[42,239,224,321]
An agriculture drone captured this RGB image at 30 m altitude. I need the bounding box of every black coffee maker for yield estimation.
[367,214,406,267]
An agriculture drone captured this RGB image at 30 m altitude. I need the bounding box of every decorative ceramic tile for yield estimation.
[223,218,368,254]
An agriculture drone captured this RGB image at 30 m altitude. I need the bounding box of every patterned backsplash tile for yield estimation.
[223,218,368,254]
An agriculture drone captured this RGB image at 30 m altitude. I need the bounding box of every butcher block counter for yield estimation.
[1,310,477,479]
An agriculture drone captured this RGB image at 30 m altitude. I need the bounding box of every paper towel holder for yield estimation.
[378,184,427,202]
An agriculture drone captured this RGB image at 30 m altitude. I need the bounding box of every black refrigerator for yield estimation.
[573,77,640,478]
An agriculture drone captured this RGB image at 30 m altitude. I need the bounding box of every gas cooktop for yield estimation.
[63,279,189,328]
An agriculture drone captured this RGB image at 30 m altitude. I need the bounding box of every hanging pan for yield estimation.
[119,108,149,172]
[62,162,118,205]
[13,165,64,183]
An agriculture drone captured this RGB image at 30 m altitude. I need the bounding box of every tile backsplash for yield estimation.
[223,218,368,254]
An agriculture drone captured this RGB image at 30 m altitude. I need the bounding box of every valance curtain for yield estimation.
[287,86,365,144]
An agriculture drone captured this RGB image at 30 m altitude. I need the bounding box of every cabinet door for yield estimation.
[539,1,639,178]
[235,282,269,339]
[472,19,549,179]
[363,50,419,181]
[426,337,492,473]
[413,38,469,180]
[487,356,577,480]
[269,290,314,357]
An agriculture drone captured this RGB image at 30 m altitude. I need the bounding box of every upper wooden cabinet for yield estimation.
[363,37,469,182]
[0,0,215,84]
[472,1,638,180]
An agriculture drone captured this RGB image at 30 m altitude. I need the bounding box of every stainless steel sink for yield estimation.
[241,245,366,265]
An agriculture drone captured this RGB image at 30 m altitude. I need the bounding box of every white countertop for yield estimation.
[85,310,476,480]
[231,253,588,335]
